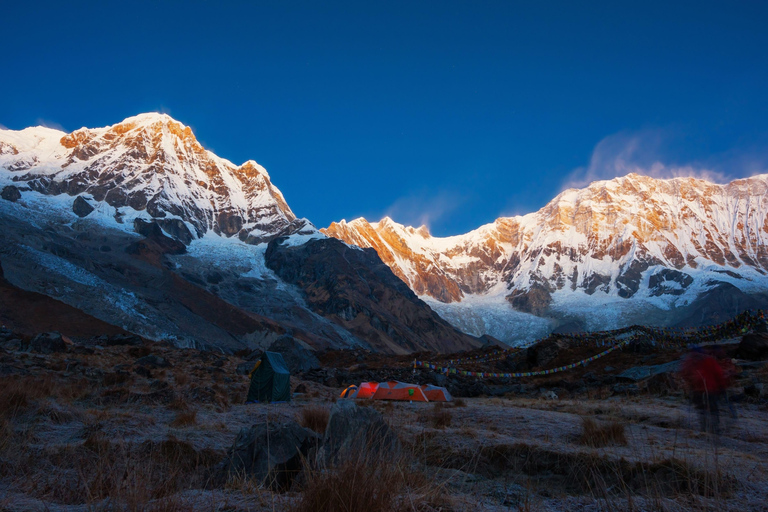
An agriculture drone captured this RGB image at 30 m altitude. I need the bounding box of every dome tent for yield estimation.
[340,384,358,398]
[420,384,452,402]
[371,381,429,402]
[246,351,291,403]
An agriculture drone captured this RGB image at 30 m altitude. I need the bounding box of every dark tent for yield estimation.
[246,351,291,403]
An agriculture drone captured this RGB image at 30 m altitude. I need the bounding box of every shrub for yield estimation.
[577,418,627,447]
[299,406,330,434]
[453,398,466,407]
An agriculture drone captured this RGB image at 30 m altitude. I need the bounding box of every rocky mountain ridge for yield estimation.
[323,173,768,342]
[0,114,480,354]
[0,113,310,244]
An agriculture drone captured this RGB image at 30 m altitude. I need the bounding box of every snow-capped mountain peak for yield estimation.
[324,172,768,343]
[0,113,308,244]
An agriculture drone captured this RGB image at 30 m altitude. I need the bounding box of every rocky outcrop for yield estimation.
[319,400,399,465]
[526,338,568,368]
[29,332,67,354]
[507,283,552,315]
[675,283,767,327]
[220,421,319,490]
[264,236,482,354]
[1,185,21,202]
[128,219,187,256]
[72,196,94,217]
[267,335,320,373]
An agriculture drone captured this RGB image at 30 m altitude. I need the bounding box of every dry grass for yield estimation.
[170,410,197,428]
[576,418,628,448]
[174,371,190,386]
[290,448,448,512]
[420,404,452,429]
[0,375,90,419]
[6,431,221,507]
[102,371,132,386]
[299,406,330,434]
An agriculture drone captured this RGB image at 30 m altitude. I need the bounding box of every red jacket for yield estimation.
[681,354,727,393]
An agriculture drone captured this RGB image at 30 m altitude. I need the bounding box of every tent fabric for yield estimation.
[352,381,379,399]
[246,351,291,403]
[420,384,453,402]
[371,381,429,402]
[340,385,358,398]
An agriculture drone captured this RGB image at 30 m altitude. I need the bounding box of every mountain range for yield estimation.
[0,114,480,354]
[2,113,767,351]
[324,173,768,343]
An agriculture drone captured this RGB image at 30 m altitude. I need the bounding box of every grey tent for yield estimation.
[246,351,291,403]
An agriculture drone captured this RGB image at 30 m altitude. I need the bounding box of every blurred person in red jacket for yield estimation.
[681,347,727,434]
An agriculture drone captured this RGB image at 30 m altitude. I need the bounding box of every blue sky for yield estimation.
[2,1,768,236]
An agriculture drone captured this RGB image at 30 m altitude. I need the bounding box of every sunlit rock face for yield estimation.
[324,173,768,340]
[0,114,482,354]
[0,113,301,244]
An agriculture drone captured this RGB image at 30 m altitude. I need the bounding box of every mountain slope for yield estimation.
[0,113,305,244]
[323,173,768,343]
[0,114,480,354]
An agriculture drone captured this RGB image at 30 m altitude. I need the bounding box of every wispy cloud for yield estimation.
[34,118,67,132]
[561,128,766,191]
[382,190,467,231]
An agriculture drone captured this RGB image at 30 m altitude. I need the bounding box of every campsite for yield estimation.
[1,324,767,511]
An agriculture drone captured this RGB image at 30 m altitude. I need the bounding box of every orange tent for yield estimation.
[420,384,452,402]
[371,381,429,402]
[353,381,379,399]
[340,385,358,398]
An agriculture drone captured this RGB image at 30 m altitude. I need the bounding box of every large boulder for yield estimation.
[526,338,568,368]
[72,196,95,217]
[738,333,768,361]
[220,421,319,490]
[1,185,21,202]
[447,379,491,398]
[319,400,399,466]
[29,332,67,354]
[268,335,320,373]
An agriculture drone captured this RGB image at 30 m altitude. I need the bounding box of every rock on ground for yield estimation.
[29,332,67,354]
[319,399,400,465]
[219,421,319,490]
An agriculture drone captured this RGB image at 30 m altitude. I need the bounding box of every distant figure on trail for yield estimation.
[680,347,727,434]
